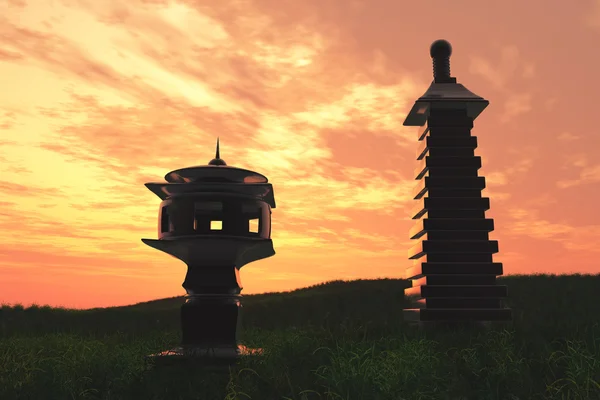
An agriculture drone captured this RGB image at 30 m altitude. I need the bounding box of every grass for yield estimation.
[1,274,599,399]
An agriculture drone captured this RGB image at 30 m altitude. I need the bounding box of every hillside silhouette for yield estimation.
[2,274,600,399]
[2,275,599,342]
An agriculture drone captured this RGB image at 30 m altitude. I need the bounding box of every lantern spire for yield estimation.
[208,137,227,166]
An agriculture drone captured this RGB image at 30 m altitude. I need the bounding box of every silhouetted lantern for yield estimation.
[142,138,276,366]
[403,40,512,325]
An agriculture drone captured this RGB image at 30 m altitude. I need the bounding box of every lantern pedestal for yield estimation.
[144,272,265,369]
[141,237,274,368]
[145,290,264,368]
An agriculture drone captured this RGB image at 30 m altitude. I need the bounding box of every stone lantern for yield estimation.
[142,139,276,366]
[403,40,512,324]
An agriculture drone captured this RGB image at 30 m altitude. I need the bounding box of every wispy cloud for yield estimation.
[468,45,535,122]
[556,164,600,189]
[557,132,581,141]
[1,0,599,307]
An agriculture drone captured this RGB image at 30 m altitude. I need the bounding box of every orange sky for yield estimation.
[1,0,600,309]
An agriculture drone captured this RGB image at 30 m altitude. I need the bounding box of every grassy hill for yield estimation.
[1,275,599,399]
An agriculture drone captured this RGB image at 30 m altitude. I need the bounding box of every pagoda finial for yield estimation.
[430,39,456,83]
[208,137,227,166]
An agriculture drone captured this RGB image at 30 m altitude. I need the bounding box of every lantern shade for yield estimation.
[164,165,268,184]
[144,182,276,207]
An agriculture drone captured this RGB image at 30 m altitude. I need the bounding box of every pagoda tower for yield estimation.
[403,40,512,324]
[142,139,276,366]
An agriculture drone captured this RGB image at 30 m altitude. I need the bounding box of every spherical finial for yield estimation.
[430,39,452,59]
[429,40,454,83]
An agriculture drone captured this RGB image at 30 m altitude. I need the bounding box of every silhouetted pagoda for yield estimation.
[142,139,276,367]
[403,40,511,324]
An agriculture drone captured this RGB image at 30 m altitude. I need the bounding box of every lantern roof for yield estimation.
[163,138,269,184]
[144,138,275,207]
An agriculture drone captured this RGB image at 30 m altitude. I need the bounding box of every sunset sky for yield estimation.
[1,0,600,309]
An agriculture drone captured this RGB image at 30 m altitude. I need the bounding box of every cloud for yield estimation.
[499,92,533,122]
[6,0,26,7]
[486,171,508,186]
[0,48,24,61]
[584,0,600,28]
[468,45,534,90]
[557,132,580,141]
[2,0,600,307]
[555,153,600,189]
[0,111,18,130]
[0,0,425,289]
[560,153,588,169]
[506,208,574,239]
[556,164,600,188]
[504,207,600,253]
[479,154,536,203]
[468,45,536,122]
[504,156,535,175]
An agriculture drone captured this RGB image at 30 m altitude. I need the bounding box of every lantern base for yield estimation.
[144,344,263,370]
